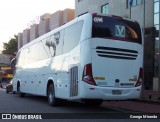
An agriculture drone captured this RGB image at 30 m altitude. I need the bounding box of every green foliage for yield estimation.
[2,35,18,56]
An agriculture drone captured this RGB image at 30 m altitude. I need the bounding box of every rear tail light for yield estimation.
[82,64,97,86]
[92,13,97,16]
[135,67,143,87]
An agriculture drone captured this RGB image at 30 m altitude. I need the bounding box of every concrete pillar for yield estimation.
[30,24,39,41]
[49,10,63,31]
[62,9,75,24]
[143,27,155,90]
[22,29,30,46]
[38,13,51,36]
[18,33,23,50]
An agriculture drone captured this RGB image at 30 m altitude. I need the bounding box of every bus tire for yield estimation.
[47,83,58,106]
[17,83,25,97]
[6,90,9,94]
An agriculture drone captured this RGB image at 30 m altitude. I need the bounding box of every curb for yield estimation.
[130,99,160,105]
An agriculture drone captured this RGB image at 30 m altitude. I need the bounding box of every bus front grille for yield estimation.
[96,46,138,60]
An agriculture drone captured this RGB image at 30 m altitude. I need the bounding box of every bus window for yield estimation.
[55,30,64,55]
[29,43,40,63]
[42,38,52,57]
[63,21,84,53]
[17,49,26,67]
[38,42,49,60]
[92,15,142,44]
[48,35,56,57]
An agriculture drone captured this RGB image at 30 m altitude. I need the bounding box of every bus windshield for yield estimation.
[92,15,142,44]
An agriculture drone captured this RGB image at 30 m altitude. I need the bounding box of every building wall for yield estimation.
[38,13,51,37]
[75,0,154,27]
[18,9,75,49]
[49,10,63,30]
[22,29,30,46]
[63,9,75,24]
[144,27,155,90]
[154,0,160,91]
[75,0,107,17]
[18,33,23,50]
[49,9,75,31]
[110,0,153,27]
[30,24,39,41]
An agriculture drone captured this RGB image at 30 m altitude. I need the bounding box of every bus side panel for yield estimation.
[79,39,92,98]
[12,68,21,92]
[68,45,80,100]
[54,54,70,99]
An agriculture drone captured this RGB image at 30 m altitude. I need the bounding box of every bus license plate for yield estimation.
[112,90,122,95]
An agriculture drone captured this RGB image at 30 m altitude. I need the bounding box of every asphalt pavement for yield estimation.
[1,82,160,113]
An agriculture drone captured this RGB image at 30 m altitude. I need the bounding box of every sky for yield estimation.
[0,0,75,50]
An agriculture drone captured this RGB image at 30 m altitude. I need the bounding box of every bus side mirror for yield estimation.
[10,58,16,70]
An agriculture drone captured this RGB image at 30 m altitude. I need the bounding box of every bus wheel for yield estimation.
[6,90,9,94]
[47,84,58,106]
[83,100,102,106]
[17,83,25,97]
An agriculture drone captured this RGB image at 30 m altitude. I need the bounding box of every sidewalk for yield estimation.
[102,91,160,113]
[141,90,160,100]
[102,100,160,113]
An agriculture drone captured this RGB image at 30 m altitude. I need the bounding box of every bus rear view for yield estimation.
[81,14,143,101]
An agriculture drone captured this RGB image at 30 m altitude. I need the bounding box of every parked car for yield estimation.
[6,80,15,94]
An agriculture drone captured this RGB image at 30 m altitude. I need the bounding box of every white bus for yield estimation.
[12,13,143,106]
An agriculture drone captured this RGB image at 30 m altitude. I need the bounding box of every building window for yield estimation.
[154,13,159,25]
[101,3,109,14]
[154,1,159,14]
[154,0,159,2]
[127,0,144,8]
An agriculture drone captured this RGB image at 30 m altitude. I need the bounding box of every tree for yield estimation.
[2,35,18,56]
